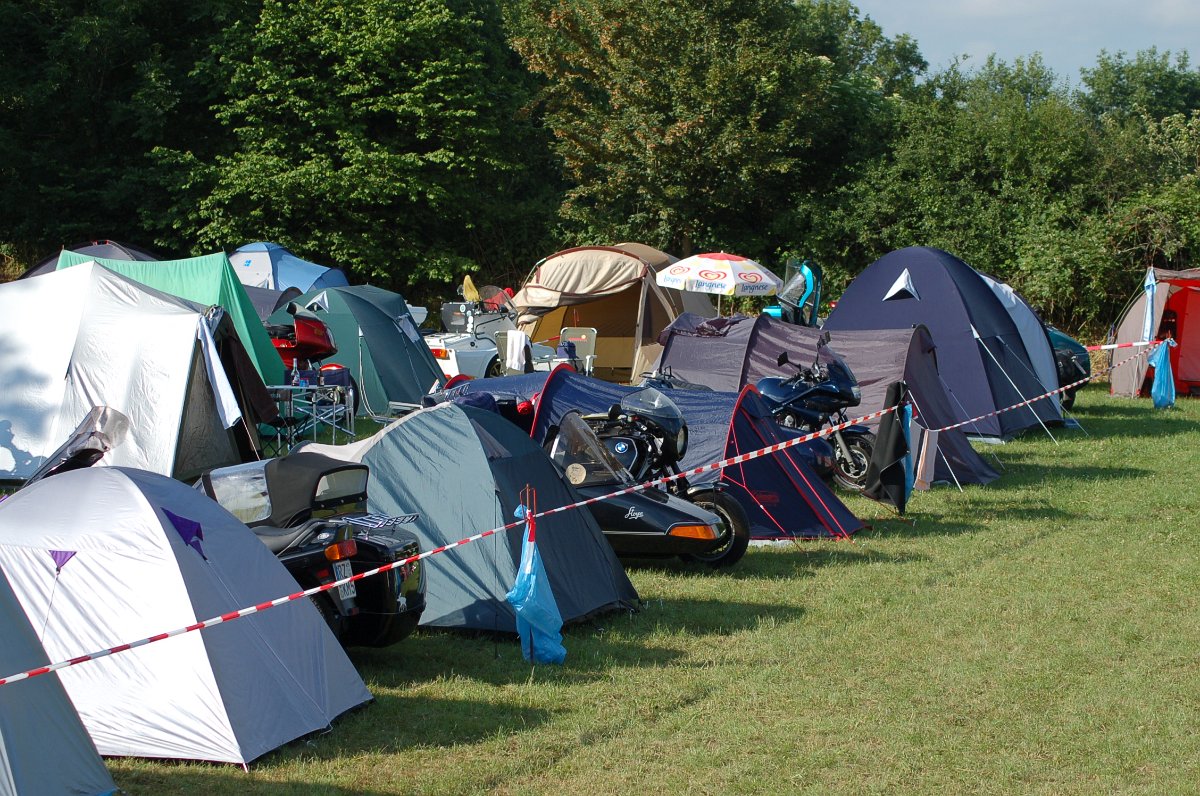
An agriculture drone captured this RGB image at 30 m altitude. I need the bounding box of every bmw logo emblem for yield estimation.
[614,441,629,454]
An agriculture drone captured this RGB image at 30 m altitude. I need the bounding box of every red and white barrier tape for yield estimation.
[1084,340,1152,352]
[0,402,899,688]
[929,341,1159,433]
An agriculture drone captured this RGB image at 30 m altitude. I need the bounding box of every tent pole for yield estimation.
[973,328,1058,444]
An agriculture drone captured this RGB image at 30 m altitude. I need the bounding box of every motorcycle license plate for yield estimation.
[333,560,356,600]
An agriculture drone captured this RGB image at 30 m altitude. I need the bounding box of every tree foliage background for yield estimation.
[1,0,1198,330]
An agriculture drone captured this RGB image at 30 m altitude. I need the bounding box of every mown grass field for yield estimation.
[110,384,1200,794]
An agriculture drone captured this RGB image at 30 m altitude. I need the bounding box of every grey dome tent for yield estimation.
[0,467,371,765]
[0,567,116,795]
[304,402,638,631]
[824,247,1060,440]
[21,238,159,279]
[271,285,445,415]
[655,313,999,487]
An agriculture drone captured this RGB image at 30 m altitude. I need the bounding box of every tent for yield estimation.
[230,242,350,293]
[612,242,717,318]
[55,249,286,385]
[245,284,303,322]
[21,238,158,279]
[511,246,681,382]
[824,247,1061,440]
[0,263,276,483]
[0,467,371,765]
[0,567,116,795]
[1109,267,1200,397]
[655,313,999,487]
[303,402,638,630]
[270,285,445,415]
[434,368,864,539]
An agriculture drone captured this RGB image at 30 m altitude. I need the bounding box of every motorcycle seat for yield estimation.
[252,524,313,554]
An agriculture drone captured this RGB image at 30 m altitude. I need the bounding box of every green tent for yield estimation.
[57,251,285,385]
[270,285,444,415]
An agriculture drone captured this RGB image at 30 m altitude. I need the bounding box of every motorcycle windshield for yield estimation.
[201,460,273,524]
[478,285,515,314]
[777,270,809,308]
[548,412,633,488]
[621,387,685,439]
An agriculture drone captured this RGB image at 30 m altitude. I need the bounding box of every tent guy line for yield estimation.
[0,401,901,690]
[927,342,1157,434]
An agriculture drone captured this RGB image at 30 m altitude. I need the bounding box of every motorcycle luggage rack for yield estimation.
[344,513,418,529]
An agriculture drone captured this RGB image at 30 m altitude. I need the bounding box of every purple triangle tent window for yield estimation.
[49,549,76,572]
[163,509,206,559]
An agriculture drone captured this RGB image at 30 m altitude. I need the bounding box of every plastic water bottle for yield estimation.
[291,358,299,386]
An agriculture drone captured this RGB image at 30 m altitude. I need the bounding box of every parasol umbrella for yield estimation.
[655,252,782,315]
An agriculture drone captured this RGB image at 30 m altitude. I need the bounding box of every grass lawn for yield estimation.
[109,384,1200,794]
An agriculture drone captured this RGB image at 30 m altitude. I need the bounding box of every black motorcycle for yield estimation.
[756,335,875,492]
[575,387,751,568]
[198,452,426,648]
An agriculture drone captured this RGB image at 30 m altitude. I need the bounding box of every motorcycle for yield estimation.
[424,283,556,379]
[756,334,876,492]
[577,387,751,568]
[636,365,836,479]
[197,452,426,648]
[545,409,737,565]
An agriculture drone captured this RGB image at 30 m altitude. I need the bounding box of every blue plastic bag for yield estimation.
[505,506,566,664]
[1149,339,1177,409]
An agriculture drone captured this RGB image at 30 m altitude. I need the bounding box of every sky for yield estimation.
[851,0,1199,84]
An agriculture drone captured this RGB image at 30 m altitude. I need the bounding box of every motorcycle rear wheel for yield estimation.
[681,489,750,569]
[832,431,875,492]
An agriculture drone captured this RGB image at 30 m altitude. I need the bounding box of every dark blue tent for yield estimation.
[655,313,999,487]
[824,247,1060,439]
[438,368,862,540]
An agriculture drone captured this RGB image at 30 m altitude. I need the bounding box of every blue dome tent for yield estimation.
[230,242,350,293]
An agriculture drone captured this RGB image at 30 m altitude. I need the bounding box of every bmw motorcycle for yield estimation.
[198,452,426,648]
[575,387,751,568]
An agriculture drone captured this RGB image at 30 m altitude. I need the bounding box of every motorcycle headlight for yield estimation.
[676,427,688,459]
[851,385,862,401]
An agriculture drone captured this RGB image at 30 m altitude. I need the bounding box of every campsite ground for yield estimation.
[110,384,1200,794]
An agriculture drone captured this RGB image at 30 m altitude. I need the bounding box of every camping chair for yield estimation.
[559,327,598,376]
[266,369,355,452]
[494,330,534,375]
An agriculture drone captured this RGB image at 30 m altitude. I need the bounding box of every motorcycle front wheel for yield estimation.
[832,431,875,492]
[681,489,750,569]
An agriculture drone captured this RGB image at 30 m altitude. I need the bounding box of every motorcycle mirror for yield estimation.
[608,404,622,421]
[776,352,790,367]
[819,330,831,347]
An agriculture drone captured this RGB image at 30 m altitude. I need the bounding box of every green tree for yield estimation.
[0,0,249,263]
[1079,48,1200,122]
[504,0,923,259]
[159,0,558,297]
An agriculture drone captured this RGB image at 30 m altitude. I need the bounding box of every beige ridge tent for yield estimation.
[512,245,702,382]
